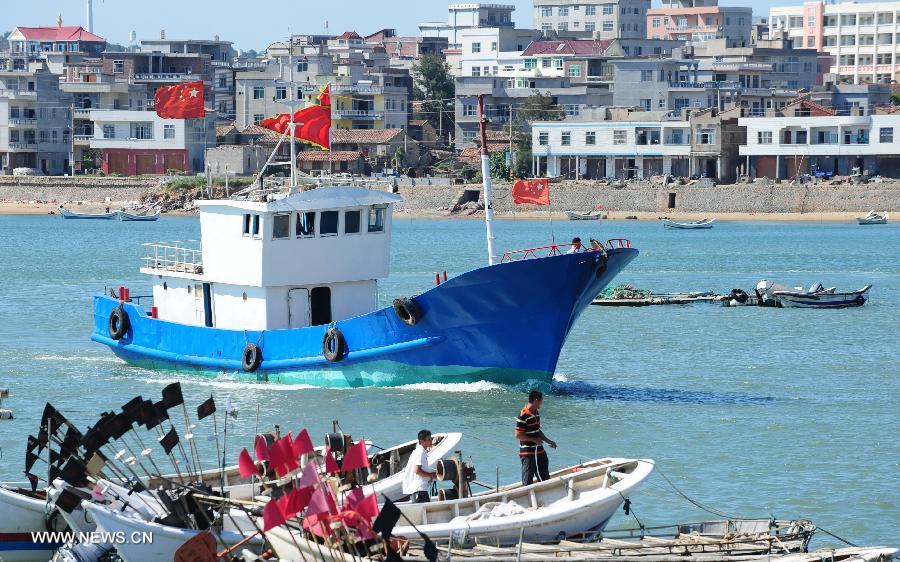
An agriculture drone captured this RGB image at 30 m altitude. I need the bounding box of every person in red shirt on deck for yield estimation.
[515,390,557,485]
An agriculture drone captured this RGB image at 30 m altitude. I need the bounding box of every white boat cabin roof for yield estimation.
[196,186,403,213]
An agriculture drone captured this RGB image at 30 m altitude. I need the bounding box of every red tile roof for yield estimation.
[240,125,282,143]
[297,151,361,162]
[520,39,616,57]
[336,31,362,40]
[15,26,105,42]
[331,128,404,145]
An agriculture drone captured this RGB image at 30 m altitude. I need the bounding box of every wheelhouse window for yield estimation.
[252,214,260,237]
[344,210,361,234]
[368,207,385,232]
[243,213,251,235]
[272,213,291,239]
[296,211,315,237]
[320,211,339,236]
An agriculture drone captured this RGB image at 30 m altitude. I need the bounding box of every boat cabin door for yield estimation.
[288,288,311,328]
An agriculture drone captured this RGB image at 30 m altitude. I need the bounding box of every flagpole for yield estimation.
[477,94,497,266]
[288,32,297,194]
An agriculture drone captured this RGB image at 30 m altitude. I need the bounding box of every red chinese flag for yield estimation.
[154,81,205,119]
[237,448,256,479]
[292,104,331,150]
[341,441,369,472]
[512,179,551,206]
[260,113,291,134]
[317,84,331,108]
[324,448,340,474]
[262,499,286,532]
[292,429,314,457]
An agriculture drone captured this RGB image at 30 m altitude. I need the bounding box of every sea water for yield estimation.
[0,214,897,547]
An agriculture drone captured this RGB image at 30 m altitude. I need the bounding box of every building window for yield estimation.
[559,7,569,16]
[652,17,660,28]
[807,15,815,27]
[102,125,115,139]
[161,124,175,140]
[613,130,627,144]
[252,214,261,237]
[603,21,614,32]
[538,132,549,145]
[640,98,652,110]
[603,5,613,15]
[320,211,339,236]
[297,61,308,72]
[558,22,569,31]
[553,58,563,69]
[39,131,49,143]
[368,207,385,232]
[542,58,552,68]
[524,58,537,69]
[641,69,654,81]
[541,7,552,16]
[541,23,553,32]
[758,131,772,144]
[275,86,287,100]
[296,211,315,237]
[568,65,582,77]
[586,5,596,15]
[463,103,477,117]
[585,131,596,145]
[253,86,265,99]
[113,60,124,74]
[697,128,715,144]
[472,42,481,53]
[131,123,153,140]
[586,22,596,32]
[880,127,893,143]
[807,37,815,48]
[243,213,251,235]
[561,131,571,146]
[273,213,291,239]
[491,41,498,51]
[471,66,481,77]
[344,210,361,234]
[253,114,265,125]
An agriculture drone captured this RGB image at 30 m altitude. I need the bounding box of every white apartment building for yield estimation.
[533,0,651,39]
[420,3,516,49]
[456,28,544,76]
[770,1,900,84]
[531,119,693,178]
[739,113,900,178]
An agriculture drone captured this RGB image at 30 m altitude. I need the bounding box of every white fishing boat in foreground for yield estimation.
[0,483,65,562]
[565,210,603,221]
[857,210,888,225]
[662,218,716,229]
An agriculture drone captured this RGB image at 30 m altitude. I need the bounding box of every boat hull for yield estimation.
[565,211,602,221]
[91,248,637,387]
[775,287,870,308]
[118,211,160,222]
[662,218,715,229]
[59,208,118,220]
[0,485,62,562]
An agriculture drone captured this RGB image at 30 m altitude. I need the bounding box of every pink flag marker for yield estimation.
[341,440,370,472]
[292,429,314,457]
[297,460,320,489]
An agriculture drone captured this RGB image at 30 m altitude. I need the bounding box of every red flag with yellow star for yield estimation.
[259,84,331,150]
[154,81,205,119]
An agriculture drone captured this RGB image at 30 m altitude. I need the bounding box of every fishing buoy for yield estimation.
[0,388,12,420]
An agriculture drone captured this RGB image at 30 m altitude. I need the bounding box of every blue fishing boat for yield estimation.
[89,185,637,387]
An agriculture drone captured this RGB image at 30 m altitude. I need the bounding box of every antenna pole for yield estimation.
[478,94,497,266]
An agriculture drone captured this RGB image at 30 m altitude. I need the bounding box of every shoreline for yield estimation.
[0,201,874,223]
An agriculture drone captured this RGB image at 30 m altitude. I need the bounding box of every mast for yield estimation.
[85,0,94,33]
[478,94,497,266]
[288,34,297,193]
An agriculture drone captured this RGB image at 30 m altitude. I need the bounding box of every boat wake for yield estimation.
[549,377,774,405]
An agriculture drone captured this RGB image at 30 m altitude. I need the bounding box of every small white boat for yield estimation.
[83,501,261,562]
[565,210,603,221]
[118,208,161,222]
[0,483,66,562]
[662,217,716,229]
[58,207,118,220]
[857,210,888,225]
[773,284,871,308]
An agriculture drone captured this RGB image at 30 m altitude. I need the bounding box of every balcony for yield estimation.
[712,62,773,72]
[333,109,383,120]
[74,108,91,119]
[8,142,37,151]
[8,118,37,127]
[668,81,705,89]
[0,89,37,99]
[141,241,203,276]
[133,73,201,82]
[74,134,93,145]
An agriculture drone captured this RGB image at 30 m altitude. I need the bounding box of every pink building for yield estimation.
[647,0,752,46]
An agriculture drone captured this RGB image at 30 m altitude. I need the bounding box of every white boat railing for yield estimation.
[141,241,203,274]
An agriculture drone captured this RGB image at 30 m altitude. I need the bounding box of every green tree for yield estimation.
[511,92,563,178]
[891,92,900,106]
[413,54,455,137]
[489,150,509,180]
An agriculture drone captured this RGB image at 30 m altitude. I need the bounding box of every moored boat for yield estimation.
[662,217,716,229]
[0,484,65,562]
[58,207,118,220]
[773,284,871,308]
[565,209,603,221]
[856,210,888,225]
[118,208,161,222]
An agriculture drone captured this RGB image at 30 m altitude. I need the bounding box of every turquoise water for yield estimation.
[0,214,897,548]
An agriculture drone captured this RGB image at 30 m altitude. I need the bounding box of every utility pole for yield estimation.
[478,94,496,265]
[70,102,75,176]
[508,103,514,179]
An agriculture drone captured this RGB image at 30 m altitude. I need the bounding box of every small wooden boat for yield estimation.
[0,483,66,562]
[565,210,603,221]
[773,285,871,309]
[857,210,888,225]
[662,217,716,229]
[58,207,118,220]
[118,208,161,222]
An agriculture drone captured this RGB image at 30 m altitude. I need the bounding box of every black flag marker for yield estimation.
[161,382,184,410]
[122,396,144,424]
[373,497,402,537]
[26,435,39,453]
[48,449,62,466]
[422,536,438,562]
[25,450,40,472]
[60,458,89,488]
[196,396,216,420]
[137,400,156,428]
[153,401,170,424]
[385,547,404,562]
[159,427,179,455]
[25,473,40,492]
[55,489,84,514]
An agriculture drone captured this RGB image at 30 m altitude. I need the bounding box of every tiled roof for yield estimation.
[216,124,237,137]
[15,26,105,42]
[297,151,361,162]
[330,128,404,144]
[240,125,282,143]
[336,31,362,40]
[520,39,616,57]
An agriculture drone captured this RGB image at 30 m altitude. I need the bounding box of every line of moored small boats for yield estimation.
[2,387,893,562]
[58,206,161,221]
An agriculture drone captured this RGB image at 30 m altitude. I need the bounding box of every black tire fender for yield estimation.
[242,343,262,372]
[322,327,347,363]
[392,297,422,326]
[108,306,130,341]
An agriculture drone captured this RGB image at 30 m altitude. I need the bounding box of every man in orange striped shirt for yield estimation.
[515,389,556,485]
